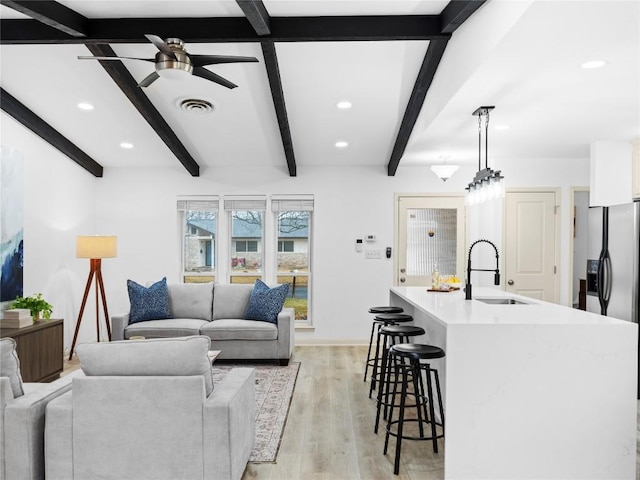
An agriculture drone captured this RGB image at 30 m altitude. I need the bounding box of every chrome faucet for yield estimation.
[465,239,500,300]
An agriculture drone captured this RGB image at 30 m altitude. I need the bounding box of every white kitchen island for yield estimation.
[390,286,638,480]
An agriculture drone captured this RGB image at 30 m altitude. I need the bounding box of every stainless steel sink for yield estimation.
[475,297,529,305]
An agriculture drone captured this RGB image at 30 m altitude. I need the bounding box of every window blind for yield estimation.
[177,197,219,212]
[223,196,267,211]
[271,194,314,212]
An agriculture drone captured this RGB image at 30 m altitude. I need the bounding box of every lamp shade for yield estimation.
[431,164,460,181]
[76,236,117,259]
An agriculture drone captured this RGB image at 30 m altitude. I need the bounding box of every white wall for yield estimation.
[4,114,591,347]
[573,191,590,305]
[1,113,97,351]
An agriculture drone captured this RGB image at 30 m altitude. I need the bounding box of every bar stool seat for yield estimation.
[392,343,445,360]
[384,343,445,475]
[373,313,413,324]
[369,306,404,315]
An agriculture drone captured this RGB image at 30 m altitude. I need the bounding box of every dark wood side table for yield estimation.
[1,319,64,382]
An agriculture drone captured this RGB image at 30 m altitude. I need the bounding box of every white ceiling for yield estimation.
[1,0,638,176]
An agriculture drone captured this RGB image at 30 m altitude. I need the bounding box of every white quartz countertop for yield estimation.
[391,286,633,327]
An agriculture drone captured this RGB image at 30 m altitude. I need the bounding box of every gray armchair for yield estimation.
[45,336,255,480]
[1,338,75,480]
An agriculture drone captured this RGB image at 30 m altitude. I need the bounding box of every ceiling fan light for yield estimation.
[431,164,459,181]
[157,67,190,80]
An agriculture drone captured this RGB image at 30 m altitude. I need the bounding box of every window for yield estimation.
[178,198,218,283]
[278,240,294,252]
[225,196,266,284]
[272,195,313,322]
[178,194,313,322]
[236,240,258,253]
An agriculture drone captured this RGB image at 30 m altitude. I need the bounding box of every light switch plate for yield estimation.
[365,249,383,259]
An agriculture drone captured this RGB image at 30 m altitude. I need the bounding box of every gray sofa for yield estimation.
[111,282,295,365]
[45,336,255,480]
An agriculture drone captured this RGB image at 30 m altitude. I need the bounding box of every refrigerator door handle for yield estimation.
[602,254,612,303]
[597,250,611,315]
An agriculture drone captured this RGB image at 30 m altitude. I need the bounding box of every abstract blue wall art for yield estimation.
[1,146,24,303]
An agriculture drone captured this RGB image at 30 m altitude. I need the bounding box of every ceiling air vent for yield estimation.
[177,98,214,114]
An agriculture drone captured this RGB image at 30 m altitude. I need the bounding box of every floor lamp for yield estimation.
[69,235,117,360]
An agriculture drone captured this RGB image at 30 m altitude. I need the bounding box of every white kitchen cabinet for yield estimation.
[589,141,633,206]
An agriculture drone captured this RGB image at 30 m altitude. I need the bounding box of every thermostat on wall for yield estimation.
[365,235,376,243]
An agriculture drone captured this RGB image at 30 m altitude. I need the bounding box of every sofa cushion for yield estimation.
[168,283,214,321]
[200,319,278,341]
[125,319,208,338]
[76,336,214,396]
[212,283,253,320]
[0,338,24,398]
[244,280,289,324]
[127,277,172,324]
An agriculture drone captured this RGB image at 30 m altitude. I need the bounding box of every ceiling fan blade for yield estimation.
[192,67,238,89]
[145,34,177,59]
[190,55,259,67]
[78,56,155,62]
[137,71,160,88]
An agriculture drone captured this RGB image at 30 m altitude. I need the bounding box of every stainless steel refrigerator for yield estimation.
[586,202,640,324]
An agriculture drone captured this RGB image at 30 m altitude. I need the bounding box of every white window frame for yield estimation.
[271,194,314,324]
[177,196,219,282]
[224,196,267,283]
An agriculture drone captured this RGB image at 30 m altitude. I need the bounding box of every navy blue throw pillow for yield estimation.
[244,279,289,324]
[127,277,172,324]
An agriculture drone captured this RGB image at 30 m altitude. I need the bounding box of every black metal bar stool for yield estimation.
[364,306,404,383]
[368,314,414,397]
[373,324,425,432]
[384,343,445,475]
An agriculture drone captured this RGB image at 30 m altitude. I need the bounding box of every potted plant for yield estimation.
[11,293,53,321]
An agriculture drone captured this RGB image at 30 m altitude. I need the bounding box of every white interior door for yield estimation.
[396,196,466,286]
[504,191,558,301]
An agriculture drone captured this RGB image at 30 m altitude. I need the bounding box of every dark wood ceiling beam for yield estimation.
[1,15,447,44]
[386,0,485,175]
[236,0,296,176]
[0,0,87,37]
[440,0,487,34]
[261,42,296,177]
[387,39,449,176]
[236,0,271,36]
[85,44,199,177]
[0,87,103,177]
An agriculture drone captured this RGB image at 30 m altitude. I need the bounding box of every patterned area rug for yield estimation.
[212,362,300,463]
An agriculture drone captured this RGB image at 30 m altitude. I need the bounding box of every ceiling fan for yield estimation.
[78,34,258,89]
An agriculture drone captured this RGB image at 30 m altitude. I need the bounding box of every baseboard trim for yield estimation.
[295,339,368,346]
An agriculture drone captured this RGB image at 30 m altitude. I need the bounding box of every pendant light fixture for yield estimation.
[431,164,459,182]
[465,106,504,205]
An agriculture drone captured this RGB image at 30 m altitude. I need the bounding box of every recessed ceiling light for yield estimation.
[337,101,352,109]
[494,125,509,131]
[335,141,349,148]
[581,60,606,69]
[120,142,134,149]
[77,102,94,111]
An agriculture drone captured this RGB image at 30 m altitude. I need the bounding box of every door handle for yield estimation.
[507,279,514,286]
[400,277,406,283]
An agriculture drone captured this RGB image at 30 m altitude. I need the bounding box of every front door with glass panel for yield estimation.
[396,196,466,286]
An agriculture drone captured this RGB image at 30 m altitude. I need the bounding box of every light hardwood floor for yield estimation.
[242,346,445,480]
[64,345,640,480]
